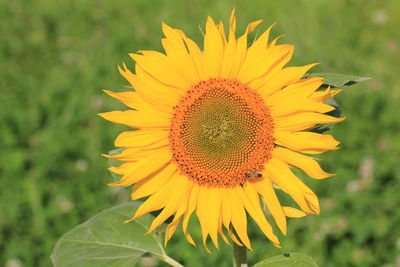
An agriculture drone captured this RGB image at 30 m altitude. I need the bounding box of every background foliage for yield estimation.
[1,0,399,266]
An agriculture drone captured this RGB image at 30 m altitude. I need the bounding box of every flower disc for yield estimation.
[170,78,274,187]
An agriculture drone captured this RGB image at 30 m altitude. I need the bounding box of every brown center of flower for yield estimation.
[169,78,275,187]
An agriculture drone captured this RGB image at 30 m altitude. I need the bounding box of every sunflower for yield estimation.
[99,10,343,251]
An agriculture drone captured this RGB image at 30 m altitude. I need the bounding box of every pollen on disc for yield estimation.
[169,78,275,188]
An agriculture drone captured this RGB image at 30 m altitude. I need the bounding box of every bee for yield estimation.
[245,172,263,179]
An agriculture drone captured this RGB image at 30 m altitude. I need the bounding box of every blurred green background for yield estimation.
[1,0,399,266]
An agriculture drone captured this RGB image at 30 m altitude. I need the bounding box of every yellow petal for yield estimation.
[239,44,294,86]
[258,64,318,99]
[196,186,212,249]
[205,188,222,249]
[131,163,176,200]
[163,182,194,246]
[267,77,323,104]
[302,188,320,214]
[162,23,187,54]
[128,171,180,221]
[220,32,237,78]
[246,46,294,91]
[246,19,263,34]
[239,185,280,246]
[268,34,285,47]
[220,189,231,229]
[173,181,194,220]
[182,36,206,81]
[220,189,243,246]
[228,227,243,246]
[146,173,189,233]
[114,129,168,148]
[266,77,333,116]
[218,230,230,246]
[217,20,227,43]
[228,32,249,79]
[249,23,275,52]
[274,112,345,132]
[102,90,139,110]
[98,109,170,129]
[164,217,181,246]
[253,179,287,235]
[161,23,201,85]
[104,87,173,116]
[282,206,307,218]
[312,88,342,102]
[264,158,315,214]
[236,23,276,83]
[109,147,171,186]
[277,158,320,214]
[228,188,251,249]
[104,146,161,162]
[273,148,334,179]
[130,51,190,90]
[118,64,181,111]
[270,100,334,117]
[229,8,236,35]
[203,16,224,78]
[274,130,340,154]
[220,9,238,79]
[182,182,199,246]
[218,217,230,245]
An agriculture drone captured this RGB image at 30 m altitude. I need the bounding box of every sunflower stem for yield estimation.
[147,253,184,267]
[232,242,248,267]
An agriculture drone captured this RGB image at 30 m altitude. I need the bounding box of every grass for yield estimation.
[1,0,399,266]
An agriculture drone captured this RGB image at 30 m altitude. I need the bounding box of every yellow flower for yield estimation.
[99,10,343,251]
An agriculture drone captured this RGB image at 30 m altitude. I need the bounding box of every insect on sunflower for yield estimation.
[99,10,344,251]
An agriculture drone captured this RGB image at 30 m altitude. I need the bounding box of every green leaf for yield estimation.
[253,253,318,267]
[306,73,371,87]
[51,202,182,267]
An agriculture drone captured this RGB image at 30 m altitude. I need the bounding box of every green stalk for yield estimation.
[232,235,248,267]
[147,253,184,267]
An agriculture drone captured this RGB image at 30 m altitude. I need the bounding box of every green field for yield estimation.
[1,0,399,266]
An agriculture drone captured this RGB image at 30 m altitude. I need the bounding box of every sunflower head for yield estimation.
[100,10,344,251]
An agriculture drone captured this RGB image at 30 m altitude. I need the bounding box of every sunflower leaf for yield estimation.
[306,72,371,87]
[253,252,318,267]
[51,202,181,267]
